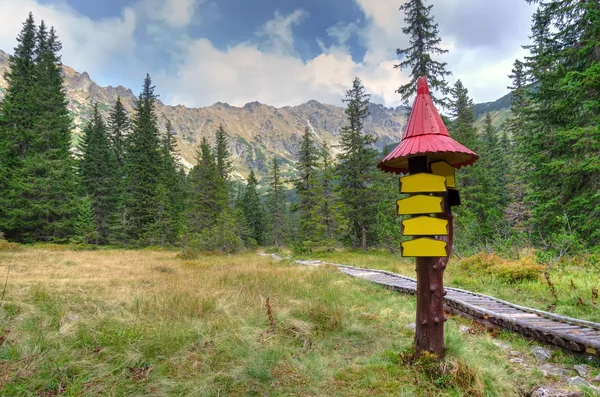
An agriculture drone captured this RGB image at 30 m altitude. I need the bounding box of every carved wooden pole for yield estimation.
[409,156,448,358]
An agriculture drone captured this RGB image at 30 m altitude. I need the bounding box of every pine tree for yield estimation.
[502,59,532,231]
[316,145,342,249]
[519,0,600,245]
[395,0,452,107]
[215,124,233,181]
[337,77,379,250]
[0,17,78,242]
[0,13,38,238]
[121,74,163,244]
[266,157,286,247]
[108,96,131,244]
[294,127,321,247]
[242,170,265,246]
[73,195,99,245]
[108,96,129,171]
[77,103,118,243]
[156,119,185,245]
[186,137,227,234]
[449,82,499,246]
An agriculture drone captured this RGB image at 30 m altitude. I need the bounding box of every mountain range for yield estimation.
[0,49,510,180]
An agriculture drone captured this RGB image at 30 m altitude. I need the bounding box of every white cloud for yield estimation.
[0,0,536,108]
[352,0,535,103]
[256,9,307,55]
[0,0,136,76]
[139,0,200,28]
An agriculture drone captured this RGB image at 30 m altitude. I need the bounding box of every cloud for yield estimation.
[327,21,360,47]
[0,0,136,77]
[255,9,307,55]
[351,0,534,103]
[0,0,536,109]
[139,0,201,28]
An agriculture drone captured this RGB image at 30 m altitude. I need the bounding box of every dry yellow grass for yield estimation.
[0,247,552,396]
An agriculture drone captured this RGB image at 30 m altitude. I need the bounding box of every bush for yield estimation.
[460,252,543,283]
[0,240,21,252]
[263,247,281,254]
[188,211,245,254]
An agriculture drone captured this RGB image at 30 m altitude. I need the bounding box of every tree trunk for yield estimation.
[353,226,358,249]
[361,225,367,251]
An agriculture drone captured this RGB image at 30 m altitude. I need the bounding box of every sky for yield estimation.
[0,0,536,109]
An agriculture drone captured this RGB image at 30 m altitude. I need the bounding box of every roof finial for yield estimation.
[417,76,429,95]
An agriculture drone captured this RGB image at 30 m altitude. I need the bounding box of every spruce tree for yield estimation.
[108,96,129,171]
[0,17,78,242]
[337,77,379,250]
[0,13,38,238]
[153,119,185,245]
[266,157,286,247]
[215,124,233,181]
[519,0,600,245]
[502,59,532,231]
[186,137,227,234]
[77,103,118,243]
[316,145,342,249]
[121,74,163,244]
[294,127,321,247]
[108,96,131,244]
[242,170,266,246]
[395,0,452,107]
[449,84,501,246]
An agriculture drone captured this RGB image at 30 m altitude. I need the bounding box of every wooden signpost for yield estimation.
[377,77,479,359]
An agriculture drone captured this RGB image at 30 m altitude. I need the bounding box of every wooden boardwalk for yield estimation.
[290,258,600,358]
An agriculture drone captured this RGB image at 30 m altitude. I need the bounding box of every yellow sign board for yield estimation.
[401,238,448,257]
[402,216,448,236]
[431,161,456,188]
[397,195,444,215]
[400,173,446,193]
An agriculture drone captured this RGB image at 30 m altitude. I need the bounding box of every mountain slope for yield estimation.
[0,49,409,179]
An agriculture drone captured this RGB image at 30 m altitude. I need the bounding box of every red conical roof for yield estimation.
[378,76,478,174]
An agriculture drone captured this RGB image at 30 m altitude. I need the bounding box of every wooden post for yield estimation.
[408,156,448,359]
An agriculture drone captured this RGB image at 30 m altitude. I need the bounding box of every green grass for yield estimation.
[0,246,585,395]
[297,249,600,323]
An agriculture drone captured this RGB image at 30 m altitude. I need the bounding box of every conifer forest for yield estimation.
[0,0,600,395]
[2,1,599,260]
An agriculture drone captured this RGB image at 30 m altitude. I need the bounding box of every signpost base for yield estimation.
[415,256,447,358]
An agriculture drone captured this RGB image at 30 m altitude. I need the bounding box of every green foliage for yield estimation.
[265,157,287,247]
[119,74,165,244]
[186,137,227,234]
[0,15,78,242]
[395,0,452,107]
[72,195,99,245]
[77,103,118,243]
[241,170,266,245]
[189,209,245,253]
[337,77,379,251]
[518,0,600,246]
[293,127,322,247]
[215,123,233,181]
[449,81,505,249]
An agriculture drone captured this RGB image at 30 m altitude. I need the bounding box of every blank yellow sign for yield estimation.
[397,195,444,215]
[401,238,448,257]
[402,216,448,236]
[431,161,456,188]
[400,173,446,193]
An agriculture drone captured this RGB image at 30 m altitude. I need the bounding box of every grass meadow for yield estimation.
[0,245,596,396]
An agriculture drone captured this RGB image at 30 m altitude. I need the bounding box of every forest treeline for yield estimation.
[0,0,598,259]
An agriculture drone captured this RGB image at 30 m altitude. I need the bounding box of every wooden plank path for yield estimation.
[283,257,600,357]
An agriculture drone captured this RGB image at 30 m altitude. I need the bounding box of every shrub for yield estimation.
[0,240,21,252]
[460,252,543,283]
